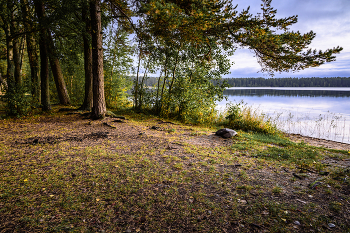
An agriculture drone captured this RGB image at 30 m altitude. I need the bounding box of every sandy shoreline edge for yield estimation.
[286,133,350,151]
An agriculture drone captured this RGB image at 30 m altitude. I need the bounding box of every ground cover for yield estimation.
[0,108,349,232]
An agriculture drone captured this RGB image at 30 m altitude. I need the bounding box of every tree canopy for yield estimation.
[0,0,343,120]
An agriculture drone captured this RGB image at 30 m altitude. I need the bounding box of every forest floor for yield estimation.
[0,108,349,232]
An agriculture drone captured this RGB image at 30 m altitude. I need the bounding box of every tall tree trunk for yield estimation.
[4,28,14,87]
[34,0,51,111]
[11,33,22,87]
[155,58,167,114]
[134,47,141,109]
[21,0,40,102]
[47,32,71,105]
[90,0,106,119]
[8,2,22,87]
[80,4,93,111]
[168,49,180,96]
[27,35,40,102]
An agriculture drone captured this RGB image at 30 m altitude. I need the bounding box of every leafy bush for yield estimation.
[224,101,279,135]
[2,84,31,117]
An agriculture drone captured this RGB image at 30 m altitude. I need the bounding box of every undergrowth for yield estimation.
[223,101,279,135]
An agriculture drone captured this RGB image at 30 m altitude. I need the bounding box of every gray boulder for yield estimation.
[215,128,237,138]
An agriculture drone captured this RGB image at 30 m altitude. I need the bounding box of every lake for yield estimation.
[217,87,350,144]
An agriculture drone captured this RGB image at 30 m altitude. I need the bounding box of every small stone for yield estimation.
[262,211,269,215]
[238,199,247,204]
[125,229,131,233]
[328,223,335,228]
[294,221,301,225]
[208,210,212,214]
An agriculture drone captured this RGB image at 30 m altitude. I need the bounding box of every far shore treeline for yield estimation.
[219,77,350,87]
[141,76,350,88]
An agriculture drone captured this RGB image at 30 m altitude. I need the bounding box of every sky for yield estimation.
[225,0,350,78]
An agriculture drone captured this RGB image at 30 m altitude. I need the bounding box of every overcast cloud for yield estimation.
[225,0,350,78]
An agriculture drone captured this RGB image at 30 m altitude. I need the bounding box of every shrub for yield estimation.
[224,101,279,135]
[2,84,31,117]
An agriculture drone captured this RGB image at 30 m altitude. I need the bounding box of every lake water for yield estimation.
[217,87,350,144]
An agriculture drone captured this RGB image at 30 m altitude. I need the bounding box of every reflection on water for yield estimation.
[218,87,350,144]
[224,88,350,97]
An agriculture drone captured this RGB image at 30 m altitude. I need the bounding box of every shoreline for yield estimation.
[286,133,350,151]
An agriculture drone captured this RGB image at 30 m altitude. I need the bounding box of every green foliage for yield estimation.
[2,83,31,117]
[225,101,278,134]
[132,34,232,124]
[104,27,134,110]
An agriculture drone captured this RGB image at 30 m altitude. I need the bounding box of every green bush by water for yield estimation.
[224,101,279,135]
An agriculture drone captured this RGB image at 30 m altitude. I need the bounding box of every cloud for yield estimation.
[225,0,350,78]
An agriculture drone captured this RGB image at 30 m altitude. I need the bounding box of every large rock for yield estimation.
[216,128,237,138]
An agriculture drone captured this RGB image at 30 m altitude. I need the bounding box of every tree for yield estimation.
[90,0,106,119]
[21,0,40,103]
[0,0,30,116]
[34,0,51,111]
[80,3,93,111]
[142,0,342,76]
[47,32,71,105]
[36,0,71,105]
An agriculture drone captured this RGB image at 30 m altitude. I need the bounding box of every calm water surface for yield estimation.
[217,87,350,144]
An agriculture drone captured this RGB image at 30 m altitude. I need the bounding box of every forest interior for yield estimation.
[0,0,349,232]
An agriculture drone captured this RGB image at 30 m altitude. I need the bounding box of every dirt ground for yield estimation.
[1,112,349,232]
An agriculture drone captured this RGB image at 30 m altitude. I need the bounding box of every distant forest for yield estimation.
[221,77,350,87]
[140,77,350,88]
